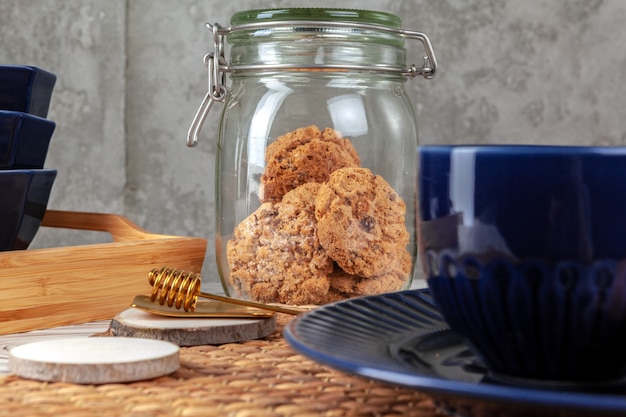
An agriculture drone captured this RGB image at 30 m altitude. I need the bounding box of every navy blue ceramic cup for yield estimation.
[418,145,626,384]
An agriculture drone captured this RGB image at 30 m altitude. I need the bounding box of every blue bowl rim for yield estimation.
[0,64,56,74]
[0,168,57,175]
[0,109,56,125]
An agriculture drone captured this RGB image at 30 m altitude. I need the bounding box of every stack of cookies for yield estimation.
[226,126,412,305]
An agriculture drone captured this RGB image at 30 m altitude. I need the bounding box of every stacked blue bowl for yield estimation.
[0,65,58,251]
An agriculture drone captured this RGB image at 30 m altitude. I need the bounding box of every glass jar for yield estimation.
[187,8,437,305]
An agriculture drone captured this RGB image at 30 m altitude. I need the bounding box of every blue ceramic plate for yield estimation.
[284,290,626,417]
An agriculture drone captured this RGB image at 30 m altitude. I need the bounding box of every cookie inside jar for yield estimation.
[226,126,412,305]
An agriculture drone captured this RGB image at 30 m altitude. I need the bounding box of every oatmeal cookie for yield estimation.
[315,167,410,277]
[226,183,332,305]
[321,250,412,303]
[260,125,361,203]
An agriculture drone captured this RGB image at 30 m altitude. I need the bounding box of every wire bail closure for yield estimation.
[187,20,438,147]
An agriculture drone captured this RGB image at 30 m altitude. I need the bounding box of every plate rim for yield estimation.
[283,289,626,414]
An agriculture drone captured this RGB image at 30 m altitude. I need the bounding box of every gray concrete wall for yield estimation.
[2,0,625,287]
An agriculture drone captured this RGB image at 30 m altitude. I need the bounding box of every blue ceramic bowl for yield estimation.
[0,169,56,251]
[0,65,56,118]
[0,110,56,169]
[418,145,626,384]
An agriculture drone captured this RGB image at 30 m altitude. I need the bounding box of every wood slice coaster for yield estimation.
[8,337,179,384]
[109,308,277,346]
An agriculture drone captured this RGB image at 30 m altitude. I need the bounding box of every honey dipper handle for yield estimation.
[197,291,305,316]
[41,210,173,242]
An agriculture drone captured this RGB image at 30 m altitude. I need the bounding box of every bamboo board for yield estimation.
[0,210,207,335]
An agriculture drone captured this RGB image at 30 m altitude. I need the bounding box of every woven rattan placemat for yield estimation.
[0,314,439,417]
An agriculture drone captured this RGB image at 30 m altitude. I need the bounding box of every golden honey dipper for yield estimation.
[147,267,304,316]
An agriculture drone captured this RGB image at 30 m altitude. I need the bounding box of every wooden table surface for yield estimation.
[0,300,444,417]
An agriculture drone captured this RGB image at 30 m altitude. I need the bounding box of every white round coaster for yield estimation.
[8,337,179,384]
[110,308,277,346]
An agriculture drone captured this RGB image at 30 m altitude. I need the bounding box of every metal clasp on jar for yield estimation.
[186,20,439,147]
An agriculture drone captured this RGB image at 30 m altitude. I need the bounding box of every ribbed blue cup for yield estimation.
[418,145,626,384]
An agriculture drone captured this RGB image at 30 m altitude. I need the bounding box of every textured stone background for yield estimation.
[2,0,625,288]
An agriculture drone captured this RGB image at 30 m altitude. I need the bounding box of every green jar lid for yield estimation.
[230,8,402,28]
